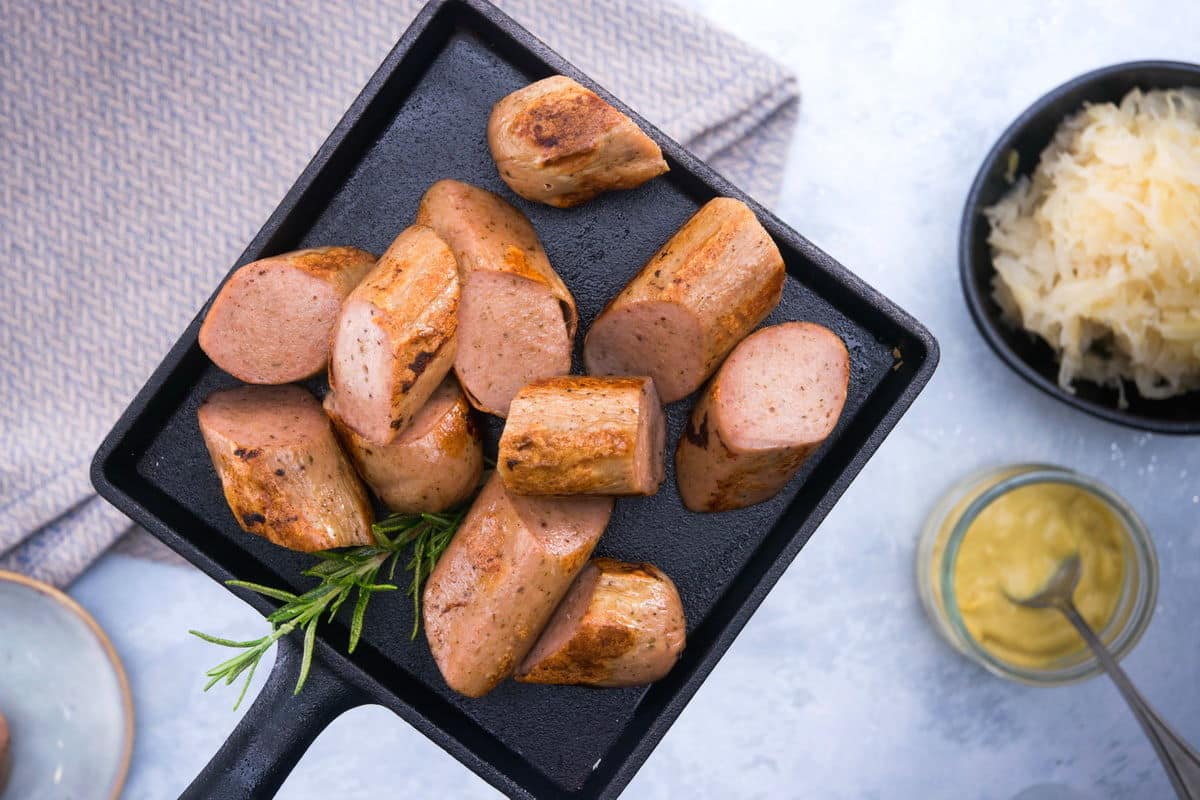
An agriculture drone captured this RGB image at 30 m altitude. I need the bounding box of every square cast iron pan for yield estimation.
[91,1,939,797]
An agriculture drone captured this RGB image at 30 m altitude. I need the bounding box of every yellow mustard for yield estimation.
[952,482,1126,668]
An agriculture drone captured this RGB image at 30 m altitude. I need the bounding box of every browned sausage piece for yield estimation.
[199,246,376,384]
[415,179,577,416]
[498,376,666,496]
[675,322,849,512]
[197,385,374,551]
[584,198,786,403]
[0,709,9,794]
[488,76,668,208]
[515,558,686,687]
[422,472,614,697]
[324,378,483,513]
[328,226,459,445]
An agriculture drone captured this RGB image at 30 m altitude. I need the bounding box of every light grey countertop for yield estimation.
[71,1,1200,797]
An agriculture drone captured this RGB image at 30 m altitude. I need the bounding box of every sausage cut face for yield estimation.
[675,322,850,512]
[714,323,849,450]
[199,246,375,384]
[455,270,572,416]
[581,300,704,404]
[416,180,576,417]
[330,302,395,430]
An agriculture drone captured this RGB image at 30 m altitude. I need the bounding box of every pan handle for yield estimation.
[181,634,367,799]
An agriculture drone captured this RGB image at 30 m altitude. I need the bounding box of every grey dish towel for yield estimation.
[0,0,799,587]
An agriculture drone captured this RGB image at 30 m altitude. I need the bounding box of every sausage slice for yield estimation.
[324,378,483,513]
[422,473,614,697]
[199,246,376,384]
[198,385,374,551]
[498,376,666,496]
[584,198,785,403]
[675,322,849,512]
[515,558,686,688]
[488,76,668,208]
[328,226,459,445]
[415,179,577,416]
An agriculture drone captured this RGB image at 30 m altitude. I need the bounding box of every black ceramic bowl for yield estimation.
[961,60,1200,434]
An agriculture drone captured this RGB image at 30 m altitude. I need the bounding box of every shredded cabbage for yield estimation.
[985,88,1200,405]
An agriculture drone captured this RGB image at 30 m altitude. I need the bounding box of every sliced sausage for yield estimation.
[199,246,376,384]
[488,75,668,208]
[415,179,576,416]
[422,472,614,697]
[498,376,666,496]
[328,225,459,446]
[584,198,786,403]
[324,377,483,513]
[675,322,849,512]
[515,558,686,687]
[197,385,374,551]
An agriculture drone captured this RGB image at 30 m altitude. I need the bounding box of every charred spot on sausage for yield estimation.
[683,413,709,448]
[406,348,438,379]
[242,512,266,527]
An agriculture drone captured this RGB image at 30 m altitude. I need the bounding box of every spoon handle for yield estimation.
[1060,602,1200,800]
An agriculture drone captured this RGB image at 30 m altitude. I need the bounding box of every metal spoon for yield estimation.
[1008,553,1200,799]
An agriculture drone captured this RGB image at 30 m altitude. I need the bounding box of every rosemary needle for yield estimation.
[191,508,464,709]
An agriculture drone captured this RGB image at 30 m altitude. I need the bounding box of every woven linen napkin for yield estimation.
[0,0,799,587]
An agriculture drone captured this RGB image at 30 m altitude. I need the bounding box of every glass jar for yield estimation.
[917,464,1158,685]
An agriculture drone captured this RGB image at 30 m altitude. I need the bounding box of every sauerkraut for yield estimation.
[985,88,1200,404]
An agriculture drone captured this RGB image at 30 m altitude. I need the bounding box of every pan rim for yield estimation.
[90,0,940,796]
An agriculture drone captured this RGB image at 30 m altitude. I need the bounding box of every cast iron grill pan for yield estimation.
[91,1,938,797]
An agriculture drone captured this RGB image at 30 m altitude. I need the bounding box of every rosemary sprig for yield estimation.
[190,509,464,709]
[374,509,464,639]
